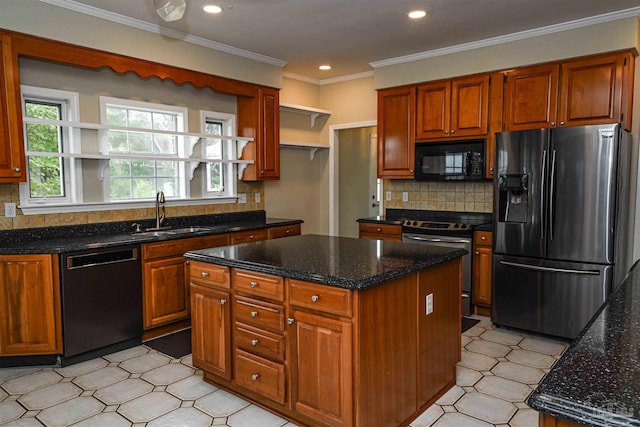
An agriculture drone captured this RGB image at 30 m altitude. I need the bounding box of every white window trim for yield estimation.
[200,110,237,198]
[19,85,83,208]
[99,96,190,201]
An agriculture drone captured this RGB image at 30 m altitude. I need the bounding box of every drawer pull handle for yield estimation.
[250,311,258,317]
[251,339,259,346]
[201,271,209,278]
[250,235,255,239]
[475,251,480,255]
[481,236,486,240]
[250,281,258,288]
[287,318,294,325]
[251,374,259,381]
[220,299,227,305]
[285,229,290,234]
[377,228,381,232]
[311,295,319,302]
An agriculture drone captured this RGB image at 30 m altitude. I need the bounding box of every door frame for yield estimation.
[329,121,377,236]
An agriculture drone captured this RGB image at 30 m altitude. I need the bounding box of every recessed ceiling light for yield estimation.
[408,10,427,19]
[319,65,332,71]
[203,4,223,14]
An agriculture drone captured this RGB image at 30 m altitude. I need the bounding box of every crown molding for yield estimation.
[370,6,640,69]
[38,0,288,67]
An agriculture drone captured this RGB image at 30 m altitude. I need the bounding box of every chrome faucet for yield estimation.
[155,191,166,228]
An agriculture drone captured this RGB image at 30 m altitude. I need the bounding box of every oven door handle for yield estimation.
[404,235,470,244]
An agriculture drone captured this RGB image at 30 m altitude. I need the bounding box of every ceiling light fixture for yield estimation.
[319,65,332,71]
[408,10,427,19]
[154,0,187,22]
[203,4,223,14]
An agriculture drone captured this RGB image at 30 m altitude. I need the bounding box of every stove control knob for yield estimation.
[453,224,459,228]
[413,221,418,226]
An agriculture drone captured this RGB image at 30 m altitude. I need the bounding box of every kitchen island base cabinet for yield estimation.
[539,414,583,427]
[189,258,462,427]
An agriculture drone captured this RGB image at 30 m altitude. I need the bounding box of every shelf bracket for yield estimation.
[99,159,110,182]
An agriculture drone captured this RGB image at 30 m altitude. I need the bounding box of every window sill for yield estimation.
[18,197,239,216]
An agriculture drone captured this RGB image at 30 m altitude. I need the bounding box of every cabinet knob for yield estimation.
[287,318,294,325]
[376,228,381,232]
[450,130,455,134]
[251,374,259,381]
[220,299,227,305]
[560,121,565,126]
[444,130,449,134]
[251,339,259,346]
[489,167,494,172]
[311,295,319,302]
[201,271,209,278]
[551,122,556,126]
[475,251,480,255]
[14,167,21,173]
[249,235,255,239]
[481,236,486,240]
[250,281,258,288]
[250,310,258,317]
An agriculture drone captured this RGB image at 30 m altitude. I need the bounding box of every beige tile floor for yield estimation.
[0,316,567,427]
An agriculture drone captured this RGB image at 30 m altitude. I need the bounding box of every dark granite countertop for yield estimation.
[185,234,467,290]
[527,260,640,426]
[0,210,302,254]
[357,209,493,230]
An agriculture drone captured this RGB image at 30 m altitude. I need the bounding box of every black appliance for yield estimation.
[392,209,492,316]
[414,140,485,181]
[60,245,143,365]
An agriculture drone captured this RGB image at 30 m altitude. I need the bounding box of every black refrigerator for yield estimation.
[492,124,632,339]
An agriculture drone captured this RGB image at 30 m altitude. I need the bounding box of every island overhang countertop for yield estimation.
[184,233,467,290]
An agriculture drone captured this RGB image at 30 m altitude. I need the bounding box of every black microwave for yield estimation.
[414,140,485,181]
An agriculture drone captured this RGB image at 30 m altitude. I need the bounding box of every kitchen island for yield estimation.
[528,260,640,427]
[184,234,465,427]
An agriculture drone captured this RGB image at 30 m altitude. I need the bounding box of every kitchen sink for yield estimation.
[168,227,212,234]
[131,226,212,237]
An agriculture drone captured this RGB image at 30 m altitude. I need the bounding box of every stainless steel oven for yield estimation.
[397,210,492,317]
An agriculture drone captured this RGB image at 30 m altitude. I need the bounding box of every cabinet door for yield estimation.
[0,34,26,182]
[450,74,489,137]
[257,87,280,179]
[559,53,626,128]
[191,283,231,380]
[473,244,493,307]
[416,81,450,139]
[377,86,415,179]
[143,256,189,329]
[0,254,61,355]
[504,64,559,131]
[289,309,352,427]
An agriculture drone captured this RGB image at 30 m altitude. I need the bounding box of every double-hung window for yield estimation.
[20,85,81,207]
[100,97,188,200]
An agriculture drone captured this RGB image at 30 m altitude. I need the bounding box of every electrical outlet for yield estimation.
[426,293,434,315]
[4,203,16,218]
[402,192,409,202]
[238,193,247,204]
[386,191,392,201]
[255,193,261,203]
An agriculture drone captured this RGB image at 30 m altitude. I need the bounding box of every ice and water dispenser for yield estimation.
[498,174,529,223]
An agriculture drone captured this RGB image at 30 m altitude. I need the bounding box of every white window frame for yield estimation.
[200,110,237,198]
[19,85,83,208]
[99,96,189,201]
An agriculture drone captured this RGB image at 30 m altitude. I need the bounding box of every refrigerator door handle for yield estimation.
[549,149,557,240]
[499,260,600,275]
[540,149,547,240]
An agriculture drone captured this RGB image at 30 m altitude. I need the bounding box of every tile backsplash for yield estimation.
[0,181,264,230]
[383,180,493,213]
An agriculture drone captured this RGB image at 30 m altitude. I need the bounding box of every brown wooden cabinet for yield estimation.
[504,52,634,131]
[267,223,301,239]
[0,254,61,355]
[539,413,584,427]
[142,234,230,334]
[230,228,269,244]
[0,34,25,182]
[358,222,402,241]
[416,74,489,140]
[238,87,280,181]
[190,262,232,379]
[472,231,493,315]
[377,86,415,179]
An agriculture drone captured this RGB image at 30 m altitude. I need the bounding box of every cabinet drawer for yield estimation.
[235,349,285,405]
[189,262,230,289]
[231,229,269,244]
[289,279,352,317]
[143,234,230,260]
[233,269,284,301]
[234,295,285,332]
[268,224,301,239]
[359,223,402,241]
[235,322,285,361]
[474,231,493,246]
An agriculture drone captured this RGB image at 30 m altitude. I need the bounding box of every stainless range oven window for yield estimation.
[402,233,472,316]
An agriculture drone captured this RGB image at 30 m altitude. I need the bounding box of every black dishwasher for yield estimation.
[60,244,142,365]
